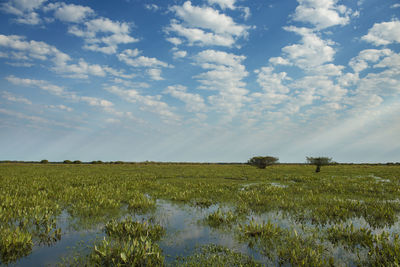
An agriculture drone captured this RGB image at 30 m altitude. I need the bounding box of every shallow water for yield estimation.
[6,197,400,266]
[8,200,268,266]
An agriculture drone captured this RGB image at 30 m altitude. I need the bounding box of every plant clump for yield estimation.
[248,156,278,169]
[205,209,237,227]
[0,227,33,264]
[104,218,165,241]
[175,244,262,266]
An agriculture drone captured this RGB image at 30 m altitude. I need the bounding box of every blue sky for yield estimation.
[0,0,399,163]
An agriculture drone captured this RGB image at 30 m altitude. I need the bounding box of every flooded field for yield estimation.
[0,163,399,266]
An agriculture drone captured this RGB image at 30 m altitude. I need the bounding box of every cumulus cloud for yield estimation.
[166,37,183,46]
[106,85,180,123]
[44,2,94,23]
[0,34,131,79]
[47,104,73,112]
[147,68,163,80]
[2,91,32,105]
[269,56,292,66]
[361,20,400,46]
[349,48,392,73]
[1,0,47,24]
[249,67,291,112]
[166,1,249,47]
[173,50,187,59]
[68,17,138,54]
[281,26,336,68]
[193,49,248,118]
[164,85,206,112]
[292,0,353,29]
[207,0,236,10]
[118,49,169,68]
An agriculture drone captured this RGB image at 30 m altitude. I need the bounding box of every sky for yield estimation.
[0,0,399,163]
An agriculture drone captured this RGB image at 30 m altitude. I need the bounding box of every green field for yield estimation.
[0,163,399,266]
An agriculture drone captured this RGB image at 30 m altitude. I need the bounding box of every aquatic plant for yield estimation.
[88,236,164,266]
[327,223,373,251]
[105,219,165,241]
[205,209,237,227]
[175,244,262,266]
[0,227,33,264]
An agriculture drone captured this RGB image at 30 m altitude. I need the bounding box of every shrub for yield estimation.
[306,157,332,173]
[40,159,49,164]
[63,160,72,164]
[248,156,279,169]
[72,160,82,164]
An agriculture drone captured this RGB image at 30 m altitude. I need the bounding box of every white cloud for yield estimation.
[147,68,163,80]
[292,0,352,29]
[255,67,290,95]
[45,2,94,23]
[349,48,392,73]
[361,20,400,46]
[1,0,47,25]
[281,26,335,68]
[167,22,235,46]
[144,4,159,11]
[292,75,347,103]
[167,1,249,47]
[106,85,180,122]
[68,17,138,54]
[207,0,236,10]
[6,75,116,110]
[47,104,73,112]
[0,108,48,124]
[2,91,32,105]
[391,3,400,8]
[118,49,169,68]
[249,67,290,112]
[166,37,183,46]
[195,49,245,67]
[193,50,248,118]
[269,56,292,66]
[0,34,131,79]
[164,85,206,112]
[241,7,251,20]
[311,63,344,76]
[173,50,187,59]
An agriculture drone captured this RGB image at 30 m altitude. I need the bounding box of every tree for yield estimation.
[40,159,49,164]
[306,157,332,173]
[63,160,72,164]
[248,156,279,169]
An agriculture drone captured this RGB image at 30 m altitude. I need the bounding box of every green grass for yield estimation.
[0,163,399,265]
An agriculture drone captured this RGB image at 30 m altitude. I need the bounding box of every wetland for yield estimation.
[0,163,399,266]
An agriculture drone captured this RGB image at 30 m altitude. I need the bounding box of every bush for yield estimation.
[306,157,332,173]
[248,156,279,169]
[63,160,72,164]
[40,159,49,164]
[73,160,82,164]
